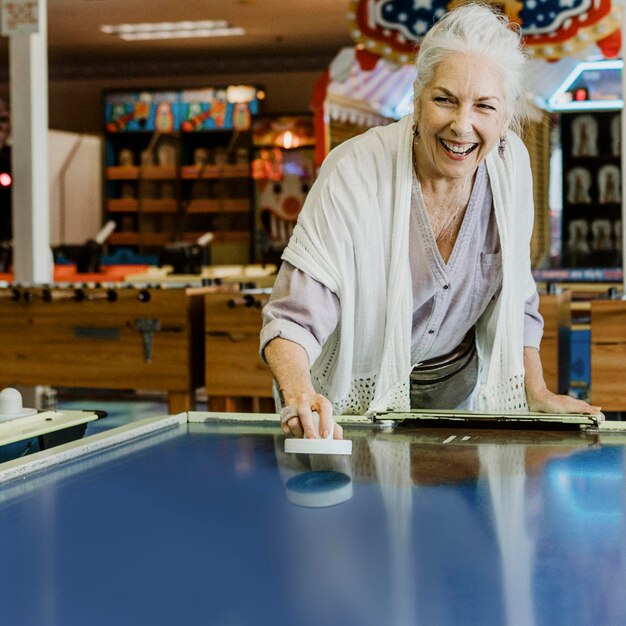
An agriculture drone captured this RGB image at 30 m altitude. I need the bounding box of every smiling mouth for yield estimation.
[440,138,478,157]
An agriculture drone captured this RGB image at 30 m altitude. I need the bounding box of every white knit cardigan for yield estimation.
[282,115,536,415]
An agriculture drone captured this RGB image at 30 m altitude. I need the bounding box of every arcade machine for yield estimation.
[54,220,117,273]
[251,115,316,265]
[534,59,624,406]
[158,232,214,276]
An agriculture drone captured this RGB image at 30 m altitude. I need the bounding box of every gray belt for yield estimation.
[410,327,478,410]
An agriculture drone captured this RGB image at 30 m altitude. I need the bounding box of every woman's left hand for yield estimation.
[526,387,602,417]
[524,346,602,417]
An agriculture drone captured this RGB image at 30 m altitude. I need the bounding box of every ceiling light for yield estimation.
[100,20,245,41]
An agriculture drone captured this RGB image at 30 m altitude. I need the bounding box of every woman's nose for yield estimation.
[451,108,473,136]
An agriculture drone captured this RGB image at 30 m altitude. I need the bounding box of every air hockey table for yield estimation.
[1,409,625,626]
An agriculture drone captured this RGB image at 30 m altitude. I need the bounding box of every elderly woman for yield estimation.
[261,3,600,439]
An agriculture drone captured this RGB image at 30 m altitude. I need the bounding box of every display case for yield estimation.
[536,59,623,275]
[560,110,621,269]
[103,87,260,263]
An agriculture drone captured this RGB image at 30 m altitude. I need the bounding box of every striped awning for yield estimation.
[327,47,415,123]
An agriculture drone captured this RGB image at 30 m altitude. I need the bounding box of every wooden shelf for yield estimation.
[107,198,138,212]
[109,231,250,246]
[181,164,250,179]
[106,165,178,180]
[187,199,250,213]
[108,232,172,246]
[107,199,179,213]
[107,166,138,180]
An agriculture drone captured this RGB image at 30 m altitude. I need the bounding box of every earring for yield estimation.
[498,136,506,158]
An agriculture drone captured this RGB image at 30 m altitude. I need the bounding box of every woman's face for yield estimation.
[415,52,510,183]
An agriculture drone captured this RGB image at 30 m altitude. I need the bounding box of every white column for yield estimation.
[8,0,51,284]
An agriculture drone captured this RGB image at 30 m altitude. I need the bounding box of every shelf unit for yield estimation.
[103,88,260,263]
[178,127,253,262]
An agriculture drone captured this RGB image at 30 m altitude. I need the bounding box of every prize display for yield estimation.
[561,111,621,268]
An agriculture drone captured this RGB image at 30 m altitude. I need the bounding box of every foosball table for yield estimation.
[0,284,207,413]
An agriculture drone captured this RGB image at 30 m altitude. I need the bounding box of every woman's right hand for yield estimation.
[264,337,342,440]
[279,393,343,440]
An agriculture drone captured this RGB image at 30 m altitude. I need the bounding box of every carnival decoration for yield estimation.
[251,116,316,262]
[348,0,623,63]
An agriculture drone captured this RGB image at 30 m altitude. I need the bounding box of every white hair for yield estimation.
[413,3,529,134]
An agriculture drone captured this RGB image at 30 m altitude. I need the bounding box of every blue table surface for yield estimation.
[0,421,625,626]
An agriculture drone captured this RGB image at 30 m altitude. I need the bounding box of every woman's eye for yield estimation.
[434,97,452,104]
[478,103,496,111]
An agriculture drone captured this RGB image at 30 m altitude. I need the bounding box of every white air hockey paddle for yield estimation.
[284,411,352,455]
[0,387,37,422]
